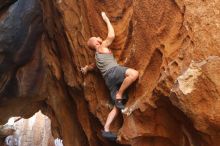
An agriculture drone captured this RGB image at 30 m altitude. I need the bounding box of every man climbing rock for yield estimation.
[81,12,139,140]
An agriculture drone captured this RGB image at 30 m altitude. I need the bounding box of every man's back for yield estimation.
[95,52,118,76]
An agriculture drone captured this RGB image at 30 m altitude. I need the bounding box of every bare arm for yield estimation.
[101,12,115,48]
[87,63,96,71]
[80,63,96,75]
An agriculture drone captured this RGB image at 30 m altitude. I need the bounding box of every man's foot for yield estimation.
[115,99,125,109]
[115,92,126,109]
[101,130,117,141]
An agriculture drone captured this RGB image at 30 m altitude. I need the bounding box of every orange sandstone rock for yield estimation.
[0,0,219,146]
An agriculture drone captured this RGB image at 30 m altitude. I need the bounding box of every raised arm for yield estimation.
[80,63,96,75]
[101,12,115,48]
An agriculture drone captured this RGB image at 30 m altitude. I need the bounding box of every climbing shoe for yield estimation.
[115,99,125,109]
[101,130,117,141]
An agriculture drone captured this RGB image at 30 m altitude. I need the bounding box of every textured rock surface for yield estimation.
[0,125,15,145]
[0,112,54,146]
[0,0,219,146]
[12,111,54,146]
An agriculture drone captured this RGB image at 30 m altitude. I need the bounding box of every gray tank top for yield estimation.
[95,52,118,76]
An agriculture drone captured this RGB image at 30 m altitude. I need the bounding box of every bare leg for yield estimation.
[104,106,119,132]
[116,68,139,99]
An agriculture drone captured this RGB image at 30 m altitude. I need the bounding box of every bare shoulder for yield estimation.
[98,46,111,53]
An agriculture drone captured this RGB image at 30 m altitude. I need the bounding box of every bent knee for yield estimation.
[133,70,139,79]
[126,68,139,80]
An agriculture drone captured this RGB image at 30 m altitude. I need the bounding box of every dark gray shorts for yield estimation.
[104,65,128,103]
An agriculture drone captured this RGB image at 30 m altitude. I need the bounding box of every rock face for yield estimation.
[0,125,15,145]
[0,0,219,146]
[0,112,54,146]
[12,111,54,146]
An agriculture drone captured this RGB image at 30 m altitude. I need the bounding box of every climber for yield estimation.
[81,12,139,140]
